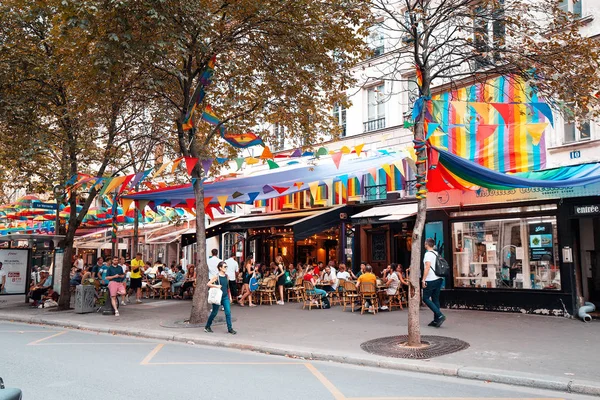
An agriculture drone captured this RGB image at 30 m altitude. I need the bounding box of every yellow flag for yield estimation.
[354,143,365,157]
[451,101,467,123]
[153,160,170,178]
[171,158,183,173]
[245,157,259,165]
[526,123,548,146]
[217,195,228,208]
[121,198,134,212]
[103,176,126,194]
[308,181,319,200]
[340,146,351,154]
[381,164,392,177]
[393,160,405,178]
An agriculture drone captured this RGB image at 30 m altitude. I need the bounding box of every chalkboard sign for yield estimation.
[528,223,553,262]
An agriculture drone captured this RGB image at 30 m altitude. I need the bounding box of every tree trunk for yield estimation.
[57,194,79,310]
[189,177,210,324]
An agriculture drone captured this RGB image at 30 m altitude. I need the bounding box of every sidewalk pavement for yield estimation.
[0,296,598,396]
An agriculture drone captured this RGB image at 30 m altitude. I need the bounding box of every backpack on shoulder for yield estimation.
[429,251,450,276]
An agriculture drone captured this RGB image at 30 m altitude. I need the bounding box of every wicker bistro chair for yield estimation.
[359,281,379,315]
[258,278,277,305]
[387,285,404,311]
[302,280,323,310]
[329,280,343,306]
[159,277,172,300]
[286,277,304,302]
[342,280,360,312]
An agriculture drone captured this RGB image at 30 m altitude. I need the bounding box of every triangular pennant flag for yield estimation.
[426,122,440,139]
[340,146,351,154]
[469,102,490,121]
[291,148,302,157]
[450,101,467,123]
[121,198,133,213]
[354,144,364,157]
[234,158,244,171]
[367,168,378,181]
[232,191,244,199]
[217,196,228,208]
[267,160,279,169]
[205,206,215,221]
[204,197,213,208]
[302,151,314,157]
[338,174,349,188]
[308,182,320,200]
[137,200,149,211]
[152,160,170,178]
[294,182,304,189]
[148,202,158,213]
[153,199,167,207]
[432,100,449,120]
[262,185,275,194]
[476,124,498,142]
[531,103,554,127]
[272,186,289,194]
[381,164,392,178]
[100,176,124,196]
[245,157,259,165]
[118,174,134,194]
[184,157,199,176]
[185,198,196,210]
[491,103,513,124]
[260,146,273,159]
[526,122,548,145]
[393,160,405,178]
[171,157,183,173]
[331,152,343,169]
[216,157,228,164]
[246,192,260,204]
[129,169,151,188]
[316,147,328,157]
[170,199,182,207]
[201,159,213,175]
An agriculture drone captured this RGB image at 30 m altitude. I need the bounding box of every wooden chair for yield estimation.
[329,279,344,306]
[342,280,360,312]
[359,281,379,314]
[159,278,172,299]
[302,280,323,310]
[387,286,404,311]
[258,278,277,305]
[286,277,303,302]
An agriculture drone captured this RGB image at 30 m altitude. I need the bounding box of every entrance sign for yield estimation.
[0,249,29,295]
[573,205,600,216]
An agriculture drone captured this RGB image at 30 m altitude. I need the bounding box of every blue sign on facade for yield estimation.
[569,150,581,159]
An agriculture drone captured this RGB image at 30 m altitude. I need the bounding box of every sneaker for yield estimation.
[221,306,224,311]
[277,301,284,305]
[428,320,437,327]
[114,310,120,317]
[435,315,446,327]
[136,299,142,304]
[368,307,374,313]
[120,301,127,306]
[380,305,389,310]
[204,326,213,333]
[228,329,237,335]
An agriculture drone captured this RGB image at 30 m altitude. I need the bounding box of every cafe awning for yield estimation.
[286,205,347,240]
[181,217,239,247]
[351,202,418,221]
[225,210,320,231]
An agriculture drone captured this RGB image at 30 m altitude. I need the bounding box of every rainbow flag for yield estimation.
[221,131,264,148]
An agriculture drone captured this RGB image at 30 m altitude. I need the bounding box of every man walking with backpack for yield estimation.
[422,238,446,327]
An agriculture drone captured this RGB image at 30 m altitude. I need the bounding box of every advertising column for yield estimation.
[0,249,29,295]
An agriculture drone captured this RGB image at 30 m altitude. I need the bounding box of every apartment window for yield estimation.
[333,104,347,137]
[273,124,285,151]
[368,23,385,57]
[559,0,582,17]
[364,84,386,132]
[564,120,591,143]
[473,1,506,68]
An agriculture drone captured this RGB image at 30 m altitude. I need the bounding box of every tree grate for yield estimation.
[360,335,469,359]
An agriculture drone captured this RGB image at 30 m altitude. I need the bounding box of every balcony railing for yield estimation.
[363,117,386,133]
[364,184,387,202]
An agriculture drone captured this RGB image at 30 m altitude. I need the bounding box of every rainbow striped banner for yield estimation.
[429,76,549,173]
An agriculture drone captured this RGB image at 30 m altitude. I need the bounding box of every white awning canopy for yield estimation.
[351,202,418,220]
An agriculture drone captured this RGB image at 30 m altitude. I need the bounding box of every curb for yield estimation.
[2,314,599,397]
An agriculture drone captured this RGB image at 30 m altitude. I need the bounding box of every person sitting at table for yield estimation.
[395,264,409,286]
[30,271,53,307]
[355,262,366,278]
[320,265,338,293]
[380,263,401,310]
[303,266,330,309]
[39,287,60,308]
[356,265,377,313]
[336,264,351,285]
[171,265,185,296]
[314,261,324,279]
[70,268,82,287]
[177,264,196,299]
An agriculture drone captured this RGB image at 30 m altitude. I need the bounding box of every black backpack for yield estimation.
[428,251,450,276]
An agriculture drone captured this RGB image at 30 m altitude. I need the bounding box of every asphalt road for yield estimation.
[0,321,594,400]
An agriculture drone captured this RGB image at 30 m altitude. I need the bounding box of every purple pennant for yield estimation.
[201,159,214,175]
[262,185,275,194]
[291,148,302,157]
[170,199,182,207]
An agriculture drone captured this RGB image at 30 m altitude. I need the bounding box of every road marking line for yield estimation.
[34,342,153,346]
[27,331,67,346]
[140,343,164,365]
[147,361,301,366]
[304,363,346,400]
[347,398,561,400]
[0,330,61,333]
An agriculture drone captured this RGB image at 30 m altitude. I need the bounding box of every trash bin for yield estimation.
[74,285,96,314]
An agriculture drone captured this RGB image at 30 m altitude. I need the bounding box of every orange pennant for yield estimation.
[260,146,273,159]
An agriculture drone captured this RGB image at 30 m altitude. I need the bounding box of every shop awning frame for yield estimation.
[286,205,348,240]
[224,210,319,231]
[351,202,418,222]
[181,217,239,247]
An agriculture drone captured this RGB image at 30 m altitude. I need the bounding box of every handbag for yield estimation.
[207,277,223,305]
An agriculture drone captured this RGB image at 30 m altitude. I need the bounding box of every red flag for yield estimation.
[184,157,199,176]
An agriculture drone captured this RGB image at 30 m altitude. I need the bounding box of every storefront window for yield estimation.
[452,216,560,290]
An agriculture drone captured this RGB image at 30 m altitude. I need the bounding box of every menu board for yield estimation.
[528,223,554,262]
[0,249,29,294]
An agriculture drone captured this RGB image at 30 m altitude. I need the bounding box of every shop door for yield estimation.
[367,230,389,274]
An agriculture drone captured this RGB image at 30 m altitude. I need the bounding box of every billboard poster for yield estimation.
[528,223,553,262]
[0,249,29,295]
